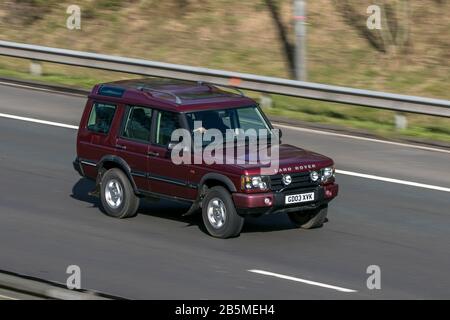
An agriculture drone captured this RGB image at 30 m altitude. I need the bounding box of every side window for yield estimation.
[121,106,152,142]
[87,102,117,134]
[155,111,181,146]
[236,107,269,131]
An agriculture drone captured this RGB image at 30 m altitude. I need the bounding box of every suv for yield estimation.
[73,79,338,238]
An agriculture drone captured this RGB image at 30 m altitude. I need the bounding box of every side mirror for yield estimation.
[275,128,282,144]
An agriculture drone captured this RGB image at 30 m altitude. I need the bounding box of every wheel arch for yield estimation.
[180,173,238,216]
[198,173,237,193]
[97,155,139,193]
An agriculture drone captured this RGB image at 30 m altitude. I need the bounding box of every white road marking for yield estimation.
[274,123,450,154]
[248,269,357,293]
[336,169,450,193]
[0,81,86,97]
[0,112,449,193]
[0,294,18,300]
[0,113,79,130]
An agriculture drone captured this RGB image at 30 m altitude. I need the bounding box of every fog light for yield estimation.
[264,197,272,206]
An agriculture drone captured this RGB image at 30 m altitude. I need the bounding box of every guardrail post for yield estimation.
[29,60,42,76]
[260,94,273,109]
[395,113,408,130]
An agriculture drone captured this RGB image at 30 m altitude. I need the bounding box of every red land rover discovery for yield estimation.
[73,79,338,238]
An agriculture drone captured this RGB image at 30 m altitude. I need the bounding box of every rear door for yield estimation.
[115,105,153,191]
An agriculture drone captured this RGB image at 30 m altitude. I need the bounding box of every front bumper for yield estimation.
[232,183,338,215]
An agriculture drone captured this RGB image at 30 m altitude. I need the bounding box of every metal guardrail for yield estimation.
[0,270,115,300]
[0,40,449,117]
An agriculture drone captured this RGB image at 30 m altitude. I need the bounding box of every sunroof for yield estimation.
[179,92,228,99]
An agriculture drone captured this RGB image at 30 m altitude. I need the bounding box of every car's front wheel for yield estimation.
[100,168,139,219]
[202,186,244,238]
[288,205,328,229]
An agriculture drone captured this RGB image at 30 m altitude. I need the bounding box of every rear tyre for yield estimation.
[202,186,244,239]
[100,168,139,219]
[288,205,328,229]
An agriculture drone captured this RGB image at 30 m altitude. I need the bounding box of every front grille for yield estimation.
[270,171,319,192]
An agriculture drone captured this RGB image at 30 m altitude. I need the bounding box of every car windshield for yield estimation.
[185,106,271,143]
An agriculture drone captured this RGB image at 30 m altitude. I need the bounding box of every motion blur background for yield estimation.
[0,0,449,142]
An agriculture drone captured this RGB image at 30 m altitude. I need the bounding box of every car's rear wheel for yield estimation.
[100,168,139,219]
[202,186,244,238]
[288,205,328,229]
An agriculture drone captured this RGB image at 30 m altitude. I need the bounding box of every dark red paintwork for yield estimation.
[74,79,338,214]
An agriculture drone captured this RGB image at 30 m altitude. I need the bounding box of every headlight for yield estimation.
[321,167,335,182]
[310,171,320,182]
[241,175,269,192]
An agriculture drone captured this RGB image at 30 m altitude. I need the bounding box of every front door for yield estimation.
[115,105,152,191]
[147,110,196,200]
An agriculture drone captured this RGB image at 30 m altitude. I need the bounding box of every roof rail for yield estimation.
[197,81,245,97]
[138,86,182,104]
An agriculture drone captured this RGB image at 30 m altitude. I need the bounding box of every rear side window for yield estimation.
[121,106,152,142]
[87,102,117,134]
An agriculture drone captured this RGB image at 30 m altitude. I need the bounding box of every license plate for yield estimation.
[285,192,315,204]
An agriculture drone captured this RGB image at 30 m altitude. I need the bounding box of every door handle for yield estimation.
[147,151,159,157]
[115,144,127,150]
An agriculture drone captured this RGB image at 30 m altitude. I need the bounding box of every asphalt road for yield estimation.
[0,83,449,299]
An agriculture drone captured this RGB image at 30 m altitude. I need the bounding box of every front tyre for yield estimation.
[202,186,244,238]
[288,205,328,229]
[100,168,139,219]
